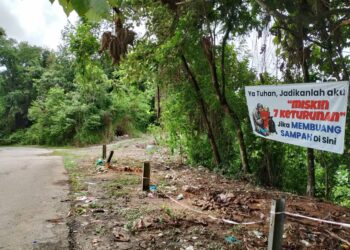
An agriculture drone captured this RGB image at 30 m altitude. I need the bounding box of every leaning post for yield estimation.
[105,150,114,168]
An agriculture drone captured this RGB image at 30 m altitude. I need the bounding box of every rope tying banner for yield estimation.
[273,211,350,229]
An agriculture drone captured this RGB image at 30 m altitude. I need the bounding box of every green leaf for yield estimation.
[49,0,55,4]
[108,0,120,7]
[85,0,110,21]
[71,0,90,16]
[58,0,74,16]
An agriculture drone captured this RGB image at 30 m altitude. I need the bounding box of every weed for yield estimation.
[229,225,242,233]
[110,189,129,198]
[95,225,105,235]
[161,204,176,219]
[107,174,141,187]
[75,207,86,215]
[52,150,86,192]
[118,206,151,232]
[158,179,171,189]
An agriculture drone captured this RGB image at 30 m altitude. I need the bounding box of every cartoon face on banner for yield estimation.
[245,81,349,154]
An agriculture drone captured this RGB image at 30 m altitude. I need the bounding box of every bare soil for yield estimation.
[65,137,350,250]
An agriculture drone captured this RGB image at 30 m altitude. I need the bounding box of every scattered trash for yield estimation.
[113,227,130,242]
[301,240,311,247]
[76,196,96,203]
[182,185,199,194]
[133,217,153,230]
[217,193,234,203]
[225,236,241,245]
[146,145,156,151]
[92,238,100,245]
[76,196,88,201]
[147,192,154,198]
[149,185,157,192]
[252,230,263,239]
[177,194,184,200]
[165,174,173,179]
[185,246,194,250]
[96,159,105,166]
[197,165,205,171]
[81,222,89,227]
[85,182,96,185]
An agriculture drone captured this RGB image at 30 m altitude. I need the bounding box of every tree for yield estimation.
[0,33,48,143]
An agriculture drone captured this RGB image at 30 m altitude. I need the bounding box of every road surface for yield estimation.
[0,147,70,250]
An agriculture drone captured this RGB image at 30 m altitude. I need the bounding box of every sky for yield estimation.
[0,0,78,50]
[0,0,278,76]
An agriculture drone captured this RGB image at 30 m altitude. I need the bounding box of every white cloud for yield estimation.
[0,0,78,50]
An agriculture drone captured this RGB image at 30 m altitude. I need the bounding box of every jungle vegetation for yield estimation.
[0,0,349,207]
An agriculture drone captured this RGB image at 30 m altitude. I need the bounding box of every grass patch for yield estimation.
[104,174,141,198]
[52,149,86,192]
[110,189,129,198]
[107,174,141,187]
[117,206,151,232]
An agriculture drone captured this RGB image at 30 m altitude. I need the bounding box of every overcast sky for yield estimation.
[0,0,78,50]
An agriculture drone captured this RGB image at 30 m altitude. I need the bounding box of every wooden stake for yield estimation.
[106,150,114,168]
[142,162,150,191]
[102,144,107,159]
[268,198,285,250]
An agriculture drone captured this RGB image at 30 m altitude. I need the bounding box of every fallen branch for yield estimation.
[325,230,350,246]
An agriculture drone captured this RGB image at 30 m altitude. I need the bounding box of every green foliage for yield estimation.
[332,165,350,207]
[2,0,349,206]
[0,20,152,146]
[0,34,49,143]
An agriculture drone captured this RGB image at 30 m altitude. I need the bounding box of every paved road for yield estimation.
[0,147,70,250]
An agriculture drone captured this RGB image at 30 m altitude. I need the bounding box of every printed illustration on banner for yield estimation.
[245,81,349,154]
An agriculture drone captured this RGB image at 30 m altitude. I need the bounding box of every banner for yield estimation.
[245,81,349,154]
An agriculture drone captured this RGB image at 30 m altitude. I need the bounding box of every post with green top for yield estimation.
[142,162,150,191]
[268,198,285,250]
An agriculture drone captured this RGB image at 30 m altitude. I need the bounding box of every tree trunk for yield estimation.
[301,59,316,197]
[180,54,222,166]
[201,38,250,173]
[156,84,161,120]
[325,164,330,200]
[306,148,315,197]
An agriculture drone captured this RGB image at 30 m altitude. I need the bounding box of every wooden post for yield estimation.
[142,162,150,191]
[106,150,114,168]
[268,198,285,250]
[102,144,107,159]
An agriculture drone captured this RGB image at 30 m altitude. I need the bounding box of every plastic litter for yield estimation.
[177,194,184,200]
[252,230,263,239]
[149,185,157,192]
[96,159,105,166]
[225,236,241,245]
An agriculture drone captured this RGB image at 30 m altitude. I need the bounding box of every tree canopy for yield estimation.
[0,0,349,207]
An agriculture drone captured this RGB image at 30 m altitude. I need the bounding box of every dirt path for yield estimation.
[0,147,70,250]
